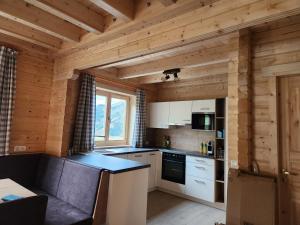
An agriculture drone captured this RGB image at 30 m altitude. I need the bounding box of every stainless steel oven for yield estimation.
[161,152,186,185]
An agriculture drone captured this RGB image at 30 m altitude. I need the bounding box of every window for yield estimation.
[95,90,130,146]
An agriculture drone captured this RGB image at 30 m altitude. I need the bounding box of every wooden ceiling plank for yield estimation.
[89,0,134,21]
[58,0,218,56]
[160,0,177,6]
[24,0,104,33]
[131,62,228,84]
[117,44,230,79]
[95,32,235,69]
[0,0,82,42]
[0,16,61,50]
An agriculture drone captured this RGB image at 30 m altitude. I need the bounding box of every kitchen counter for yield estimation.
[94,147,159,156]
[159,148,215,159]
[68,152,150,174]
[94,146,215,159]
[68,147,217,174]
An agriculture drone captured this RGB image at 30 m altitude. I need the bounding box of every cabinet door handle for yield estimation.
[194,180,205,184]
[195,166,206,170]
[196,159,206,163]
[200,107,210,110]
[134,155,142,158]
[150,153,156,156]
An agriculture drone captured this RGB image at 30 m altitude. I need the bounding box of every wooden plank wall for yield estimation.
[155,74,228,102]
[0,34,54,153]
[151,15,300,176]
[251,15,300,176]
[45,78,80,157]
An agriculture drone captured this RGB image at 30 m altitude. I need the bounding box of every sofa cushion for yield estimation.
[33,190,92,225]
[35,155,65,196]
[0,154,40,188]
[57,160,101,215]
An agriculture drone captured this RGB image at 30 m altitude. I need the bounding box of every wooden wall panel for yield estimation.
[155,74,228,102]
[251,15,300,176]
[7,39,54,153]
[227,30,252,171]
[45,79,69,156]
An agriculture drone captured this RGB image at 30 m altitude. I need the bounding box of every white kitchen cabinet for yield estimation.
[186,156,214,166]
[149,102,170,129]
[192,99,215,113]
[127,153,149,164]
[148,152,158,190]
[168,101,192,125]
[185,156,215,202]
[186,162,215,181]
[185,176,215,202]
[127,151,160,191]
[112,154,128,159]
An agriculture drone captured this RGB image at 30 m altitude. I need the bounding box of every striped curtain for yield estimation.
[133,89,146,147]
[0,46,17,155]
[70,73,96,155]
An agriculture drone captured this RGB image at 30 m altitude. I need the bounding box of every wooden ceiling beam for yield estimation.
[24,0,104,33]
[89,0,134,21]
[96,33,234,69]
[0,0,82,42]
[159,0,177,6]
[0,16,61,50]
[55,0,300,79]
[131,62,228,84]
[57,0,219,56]
[117,45,230,79]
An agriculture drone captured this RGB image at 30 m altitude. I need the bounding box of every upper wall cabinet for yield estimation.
[192,100,215,113]
[169,101,192,125]
[149,102,170,129]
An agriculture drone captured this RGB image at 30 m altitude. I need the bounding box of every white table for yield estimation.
[0,178,36,203]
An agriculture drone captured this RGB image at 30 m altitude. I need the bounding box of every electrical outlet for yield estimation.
[14,146,26,152]
[230,160,238,169]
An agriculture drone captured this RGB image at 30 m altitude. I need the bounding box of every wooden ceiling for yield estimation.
[2,0,299,86]
[0,0,217,51]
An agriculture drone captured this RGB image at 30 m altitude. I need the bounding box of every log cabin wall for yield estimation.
[251,15,300,176]
[0,34,54,153]
[148,15,300,176]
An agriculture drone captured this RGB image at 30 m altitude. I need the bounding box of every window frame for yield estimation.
[95,89,131,147]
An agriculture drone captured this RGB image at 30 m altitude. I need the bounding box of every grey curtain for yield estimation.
[0,46,17,155]
[70,73,96,155]
[133,89,146,147]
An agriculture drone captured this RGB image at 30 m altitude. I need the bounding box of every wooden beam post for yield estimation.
[46,77,80,157]
[227,29,252,171]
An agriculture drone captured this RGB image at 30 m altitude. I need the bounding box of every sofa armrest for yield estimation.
[0,195,48,225]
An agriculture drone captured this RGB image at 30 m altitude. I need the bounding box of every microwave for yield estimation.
[192,113,215,130]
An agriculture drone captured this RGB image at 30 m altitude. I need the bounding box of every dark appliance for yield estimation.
[162,152,186,185]
[192,113,215,130]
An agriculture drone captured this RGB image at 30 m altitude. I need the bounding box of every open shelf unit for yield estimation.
[214,98,225,203]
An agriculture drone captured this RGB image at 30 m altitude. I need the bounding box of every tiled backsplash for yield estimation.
[146,126,215,151]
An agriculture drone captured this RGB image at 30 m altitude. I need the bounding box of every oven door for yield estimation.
[162,159,185,185]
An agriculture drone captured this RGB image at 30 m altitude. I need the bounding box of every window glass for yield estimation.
[95,95,107,141]
[109,98,127,140]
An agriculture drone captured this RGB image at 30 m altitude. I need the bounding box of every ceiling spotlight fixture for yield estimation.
[162,68,181,82]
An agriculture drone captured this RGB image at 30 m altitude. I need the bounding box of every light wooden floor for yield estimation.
[147,191,225,225]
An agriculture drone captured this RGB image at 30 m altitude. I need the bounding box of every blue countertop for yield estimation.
[68,147,216,174]
[68,151,151,174]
